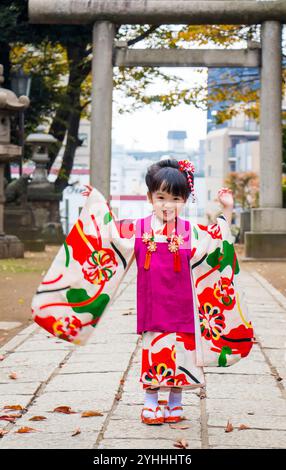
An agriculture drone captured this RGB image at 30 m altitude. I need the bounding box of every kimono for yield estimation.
[136,212,206,390]
[31,185,255,368]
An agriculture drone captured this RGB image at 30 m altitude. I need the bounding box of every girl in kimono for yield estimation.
[31,159,255,427]
[136,158,234,425]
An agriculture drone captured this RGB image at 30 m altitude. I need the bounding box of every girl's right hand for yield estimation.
[82,184,93,197]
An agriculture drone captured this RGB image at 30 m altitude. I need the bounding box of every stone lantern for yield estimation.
[25,127,65,245]
[26,125,57,184]
[0,64,29,258]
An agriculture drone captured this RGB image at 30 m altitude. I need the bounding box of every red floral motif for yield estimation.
[173,373,194,386]
[176,332,196,351]
[66,219,101,265]
[210,324,255,358]
[34,314,83,342]
[82,249,118,285]
[141,346,176,387]
[199,301,226,341]
[198,223,222,240]
[213,277,235,308]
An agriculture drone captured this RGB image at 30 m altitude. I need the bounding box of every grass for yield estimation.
[0,260,46,273]
[0,246,60,274]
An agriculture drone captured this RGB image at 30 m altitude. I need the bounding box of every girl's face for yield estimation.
[147,189,186,222]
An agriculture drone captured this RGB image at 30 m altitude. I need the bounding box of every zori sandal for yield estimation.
[141,405,164,425]
[163,405,184,423]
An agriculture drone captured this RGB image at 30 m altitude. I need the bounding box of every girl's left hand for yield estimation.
[217,187,234,208]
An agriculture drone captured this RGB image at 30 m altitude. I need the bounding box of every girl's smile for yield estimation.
[147,189,186,222]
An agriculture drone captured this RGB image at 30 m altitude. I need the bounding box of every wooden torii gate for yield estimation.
[28,0,286,258]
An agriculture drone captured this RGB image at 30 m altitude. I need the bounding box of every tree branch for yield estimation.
[127,25,161,46]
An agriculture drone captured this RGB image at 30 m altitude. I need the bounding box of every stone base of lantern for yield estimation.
[0,234,24,259]
[244,232,286,259]
[23,239,46,252]
[244,208,286,259]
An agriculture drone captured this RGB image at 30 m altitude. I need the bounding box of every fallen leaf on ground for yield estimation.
[238,424,250,430]
[0,415,17,423]
[81,410,103,417]
[225,420,234,433]
[115,393,121,401]
[0,355,5,361]
[174,438,189,449]
[52,406,77,414]
[3,405,24,411]
[72,428,81,436]
[15,427,38,433]
[0,429,9,437]
[8,372,18,380]
[169,423,190,430]
[29,416,47,421]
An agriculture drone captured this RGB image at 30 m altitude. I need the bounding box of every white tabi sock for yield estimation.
[142,388,162,419]
[166,388,183,418]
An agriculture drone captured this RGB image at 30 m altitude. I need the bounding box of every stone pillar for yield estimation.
[90,21,115,202]
[245,20,286,259]
[260,21,282,208]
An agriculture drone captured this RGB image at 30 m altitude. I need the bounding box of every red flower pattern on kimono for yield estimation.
[213,277,235,308]
[210,324,254,359]
[82,248,118,285]
[140,332,205,389]
[141,346,176,387]
[197,223,222,239]
[199,300,226,341]
[176,332,196,351]
[34,314,84,342]
[66,219,101,266]
[173,373,195,386]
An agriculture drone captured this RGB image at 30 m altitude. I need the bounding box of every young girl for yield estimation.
[135,159,234,425]
[31,159,254,428]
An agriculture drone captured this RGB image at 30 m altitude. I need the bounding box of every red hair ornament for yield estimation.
[178,159,196,203]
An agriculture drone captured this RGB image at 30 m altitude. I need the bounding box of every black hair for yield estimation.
[145,158,191,201]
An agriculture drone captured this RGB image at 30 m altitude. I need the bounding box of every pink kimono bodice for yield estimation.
[135,214,195,334]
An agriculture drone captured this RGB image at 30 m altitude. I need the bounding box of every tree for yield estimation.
[225,171,259,210]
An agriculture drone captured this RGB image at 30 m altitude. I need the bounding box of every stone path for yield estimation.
[0,265,285,449]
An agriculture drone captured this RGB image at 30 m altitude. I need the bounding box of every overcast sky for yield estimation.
[112,67,208,152]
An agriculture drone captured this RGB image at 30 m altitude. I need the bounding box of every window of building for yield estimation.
[208,190,211,201]
[229,161,236,171]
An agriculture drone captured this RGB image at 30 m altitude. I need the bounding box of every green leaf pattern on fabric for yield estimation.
[66,288,110,323]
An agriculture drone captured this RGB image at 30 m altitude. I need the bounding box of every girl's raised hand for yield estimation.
[82,184,93,197]
[217,187,234,208]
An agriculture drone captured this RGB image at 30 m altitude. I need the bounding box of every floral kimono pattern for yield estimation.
[140,332,206,390]
[31,185,255,367]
